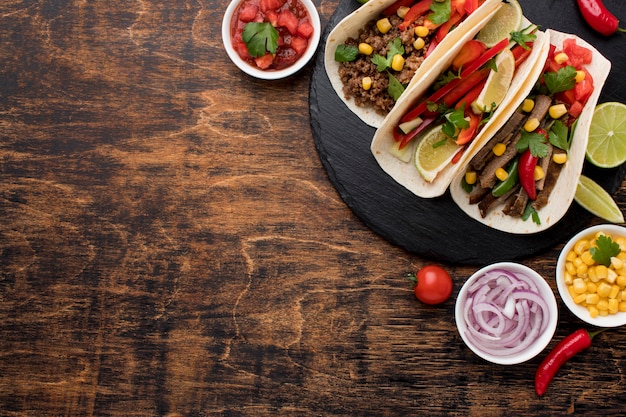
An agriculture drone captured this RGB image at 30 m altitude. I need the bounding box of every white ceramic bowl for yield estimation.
[221,0,321,80]
[455,262,558,365]
[556,224,626,328]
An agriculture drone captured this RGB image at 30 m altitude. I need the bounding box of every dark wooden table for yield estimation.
[1,1,625,416]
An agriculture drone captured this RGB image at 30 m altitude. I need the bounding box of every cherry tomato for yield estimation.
[409,265,453,305]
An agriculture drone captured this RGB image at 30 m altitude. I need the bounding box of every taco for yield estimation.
[370,19,550,198]
[324,0,504,128]
[449,29,611,234]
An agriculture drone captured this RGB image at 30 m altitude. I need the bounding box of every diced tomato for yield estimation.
[265,10,279,26]
[238,3,259,22]
[297,21,314,38]
[569,100,584,118]
[255,53,275,69]
[556,88,576,106]
[278,9,299,35]
[563,38,592,69]
[289,36,308,55]
[260,0,283,13]
[574,69,594,103]
[233,41,250,59]
[451,40,487,72]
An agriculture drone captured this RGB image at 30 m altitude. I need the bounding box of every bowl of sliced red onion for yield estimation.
[455,262,558,365]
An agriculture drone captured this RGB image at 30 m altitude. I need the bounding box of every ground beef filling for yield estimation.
[337,15,431,116]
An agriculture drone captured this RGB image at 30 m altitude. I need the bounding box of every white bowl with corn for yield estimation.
[556,224,626,327]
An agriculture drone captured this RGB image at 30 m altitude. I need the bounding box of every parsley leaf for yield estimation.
[543,65,577,95]
[442,107,468,138]
[335,44,359,62]
[371,38,405,72]
[510,26,537,50]
[387,73,405,100]
[242,22,279,58]
[429,0,451,25]
[548,120,570,151]
[590,235,621,267]
[516,130,549,158]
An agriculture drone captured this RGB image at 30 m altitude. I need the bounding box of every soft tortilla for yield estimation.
[324,0,503,128]
[370,21,551,198]
[449,29,612,234]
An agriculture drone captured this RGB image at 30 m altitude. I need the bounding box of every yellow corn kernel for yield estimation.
[618,251,626,261]
[414,25,429,38]
[607,269,618,284]
[585,293,600,305]
[568,284,577,299]
[588,267,598,283]
[524,117,540,132]
[573,257,585,269]
[465,171,477,185]
[492,143,506,156]
[575,70,586,83]
[616,275,626,289]
[553,152,568,164]
[549,103,568,119]
[588,305,600,318]
[615,237,626,251]
[566,250,577,262]
[612,256,624,270]
[619,301,626,312]
[358,43,373,55]
[566,261,577,276]
[377,18,392,34]
[588,281,598,293]
[597,299,609,311]
[362,76,372,91]
[495,167,508,182]
[573,278,587,294]
[574,293,588,304]
[609,298,619,314]
[521,98,535,113]
[533,165,545,181]
[413,37,426,50]
[391,54,405,71]
[574,239,590,255]
[599,310,609,317]
[564,271,574,285]
[576,263,588,278]
[597,281,612,298]
[610,284,620,299]
[595,264,609,279]
[397,6,410,18]
[554,52,569,64]
[580,250,595,266]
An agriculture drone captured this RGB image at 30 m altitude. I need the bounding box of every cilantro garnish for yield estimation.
[543,66,577,95]
[387,73,405,100]
[242,22,279,58]
[429,0,451,25]
[442,107,469,138]
[510,26,537,50]
[335,44,359,62]
[590,235,621,267]
[516,130,549,158]
[371,38,405,72]
[548,120,570,152]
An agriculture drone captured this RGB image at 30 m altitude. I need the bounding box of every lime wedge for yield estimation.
[586,102,626,168]
[414,125,459,182]
[475,0,523,48]
[575,175,624,223]
[471,48,515,114]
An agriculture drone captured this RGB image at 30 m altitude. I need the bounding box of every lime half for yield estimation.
[414,125,459,182]
[586,102,626,168]
[471,48,515,114]
[475,0,523,47]
[575,175,624,223]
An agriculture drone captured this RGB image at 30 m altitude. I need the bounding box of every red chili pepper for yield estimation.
[576,0,626,36]
[535,329,603,396]
[518,149,538,200]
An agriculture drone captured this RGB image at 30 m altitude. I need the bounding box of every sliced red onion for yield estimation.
[462,269,550,358]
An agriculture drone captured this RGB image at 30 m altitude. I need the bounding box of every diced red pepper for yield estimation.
[398,0,434,31]
[278,9,299,35]
[455,111,480,145]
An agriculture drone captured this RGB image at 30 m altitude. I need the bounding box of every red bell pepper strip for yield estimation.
[435,10,463,42]
[400,37,509,124]
[398,0,433,31]
[455,111,481,145]
[454,77,487,109]
[451,145,466,163]
[464,0,478,14]
[397,117,437,149]
[383,0,416,16]
[443,67,490,107]
[535,329,603,396]
[518,149,538,200]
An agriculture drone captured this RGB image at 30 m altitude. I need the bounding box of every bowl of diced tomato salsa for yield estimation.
[222,0,321,79]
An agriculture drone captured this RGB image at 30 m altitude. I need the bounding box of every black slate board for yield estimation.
[310,0,626,265]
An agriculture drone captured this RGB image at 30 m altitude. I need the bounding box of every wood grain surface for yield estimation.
[1,1,625,416]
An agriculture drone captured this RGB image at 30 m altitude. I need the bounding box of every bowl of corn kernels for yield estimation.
[556,224,626,327]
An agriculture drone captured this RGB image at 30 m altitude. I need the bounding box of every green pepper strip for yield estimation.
[492,157,519,197]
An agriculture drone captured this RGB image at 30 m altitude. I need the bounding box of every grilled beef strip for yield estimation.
[503,187,530,217]
[470,111,527,171]
[478,184,520,218]
[532,150,566,211]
